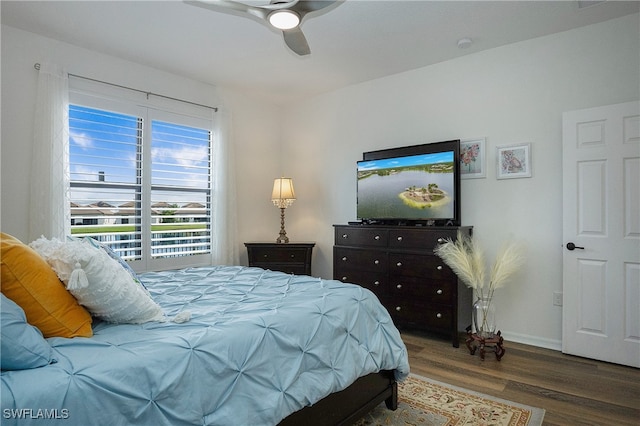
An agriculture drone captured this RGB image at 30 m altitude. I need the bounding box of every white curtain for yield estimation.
[211,107,239,265]
[29,63,70,242]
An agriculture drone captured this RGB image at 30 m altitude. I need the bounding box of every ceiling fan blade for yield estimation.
[282,27,310,56]
[184,0,267,20]
[290,0,339,15]
[263,0,300,10]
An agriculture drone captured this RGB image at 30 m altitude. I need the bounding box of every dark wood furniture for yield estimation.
[278,370,397,425]
[245,242,315,275]
[333,224,473,347]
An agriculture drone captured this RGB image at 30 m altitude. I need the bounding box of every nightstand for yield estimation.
[244,242,315,275]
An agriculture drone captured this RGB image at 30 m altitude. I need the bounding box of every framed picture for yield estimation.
[459,138,486,179]
[497,143,531,179]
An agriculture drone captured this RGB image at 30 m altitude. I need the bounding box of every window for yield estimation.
[68,89,214,271]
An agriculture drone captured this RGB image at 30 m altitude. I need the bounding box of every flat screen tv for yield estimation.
[356,140,461,226]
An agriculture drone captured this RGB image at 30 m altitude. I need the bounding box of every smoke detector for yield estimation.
[457,38,473,49]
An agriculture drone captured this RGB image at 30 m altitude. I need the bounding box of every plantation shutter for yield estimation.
[149,111,212,260]
[69,104,143,261]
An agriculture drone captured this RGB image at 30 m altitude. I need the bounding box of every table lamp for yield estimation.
[271,177,296,243]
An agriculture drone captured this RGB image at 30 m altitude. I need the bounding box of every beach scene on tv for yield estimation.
[357,151,455,220]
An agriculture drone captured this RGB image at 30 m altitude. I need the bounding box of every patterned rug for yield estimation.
[354,374,545,426]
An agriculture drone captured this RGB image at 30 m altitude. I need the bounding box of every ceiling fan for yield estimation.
[185,0,340,56]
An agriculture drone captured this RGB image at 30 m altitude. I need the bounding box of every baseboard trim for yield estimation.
[500,331,562,351]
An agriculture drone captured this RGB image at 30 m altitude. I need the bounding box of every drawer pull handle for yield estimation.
[397,236,403,241]
[290,254,295,258]
[342,234,348,239]
[374,235,380,240]
[437,265,443,270]
[374,260,379,265]
[263,254,268,258]
[396,262,402,267]
[374,281,380,286]
[436,313,442,319]
[342,256,347,261]
[437,237,445,244]
[395,306,401,312]
[342,276,347,281]
[436,289,443,295]
[396,284,402,289]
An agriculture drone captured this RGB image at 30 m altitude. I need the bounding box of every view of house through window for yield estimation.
[69,101,212,270]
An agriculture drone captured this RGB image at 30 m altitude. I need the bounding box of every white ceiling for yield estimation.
[2,1,639,105]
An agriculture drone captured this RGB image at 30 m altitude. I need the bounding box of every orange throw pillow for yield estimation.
[1,233,92,338]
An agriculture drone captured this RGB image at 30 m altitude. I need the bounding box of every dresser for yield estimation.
[245,242,315,275]
[333,225,472,347]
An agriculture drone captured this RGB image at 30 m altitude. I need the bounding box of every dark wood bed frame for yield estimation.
[278,370,397,426]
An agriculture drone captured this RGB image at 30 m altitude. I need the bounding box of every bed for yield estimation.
[0,234,410,426]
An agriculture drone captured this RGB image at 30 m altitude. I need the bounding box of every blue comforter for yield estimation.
[1,266,409,425]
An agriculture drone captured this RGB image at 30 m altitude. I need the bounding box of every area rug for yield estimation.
[354,374,545,426]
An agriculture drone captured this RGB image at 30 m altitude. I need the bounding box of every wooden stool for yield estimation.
[465,330,505,361]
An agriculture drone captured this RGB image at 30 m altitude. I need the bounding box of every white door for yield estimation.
[562,101,640,368]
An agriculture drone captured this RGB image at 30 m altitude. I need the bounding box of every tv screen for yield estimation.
[357,140,460,225]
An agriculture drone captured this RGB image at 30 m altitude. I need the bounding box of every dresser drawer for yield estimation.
[388,275,454,304]
[390,299,453,332]
[335,226,388,247]
[334,268,389,303]
[388,228,459,250]
[334,267,387,289]
[389,253,456,279]
[334,247,388,271]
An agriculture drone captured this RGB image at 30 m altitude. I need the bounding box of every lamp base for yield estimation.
[276,207,290,244]
[275,233,289,244]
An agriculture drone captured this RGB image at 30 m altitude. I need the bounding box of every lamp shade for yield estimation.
[272,178,296,201]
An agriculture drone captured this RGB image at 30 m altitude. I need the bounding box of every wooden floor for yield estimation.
[401,331,640,426]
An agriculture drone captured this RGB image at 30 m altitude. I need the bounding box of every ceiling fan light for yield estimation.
[268,10,300,30]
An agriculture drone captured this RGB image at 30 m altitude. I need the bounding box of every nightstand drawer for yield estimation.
[256,263,308,275]
[245,242,315,275]
[249,247,309,263]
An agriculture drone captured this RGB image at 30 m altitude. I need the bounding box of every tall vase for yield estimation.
[472,296,496,338]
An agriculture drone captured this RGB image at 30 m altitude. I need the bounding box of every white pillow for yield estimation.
[30,237,165,324]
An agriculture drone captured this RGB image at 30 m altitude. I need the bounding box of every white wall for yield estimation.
[280,14,640,349]
[0,25,283,263]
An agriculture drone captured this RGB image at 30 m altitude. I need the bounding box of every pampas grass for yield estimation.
[490,240,525,290]
[435,232,524,336]
[432,234,483,289]
[434,231,524,301]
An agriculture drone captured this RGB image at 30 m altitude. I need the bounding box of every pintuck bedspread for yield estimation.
[1,266,410,425]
